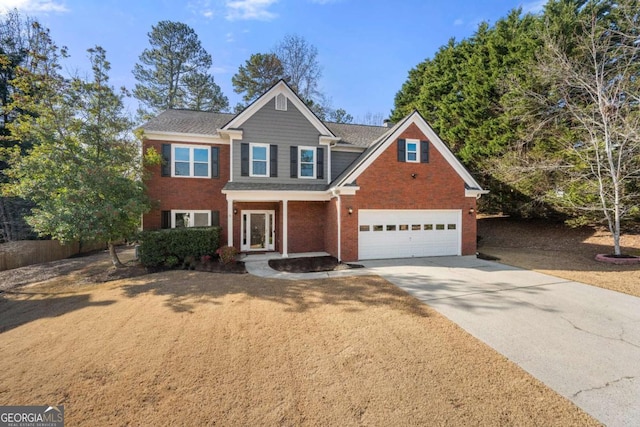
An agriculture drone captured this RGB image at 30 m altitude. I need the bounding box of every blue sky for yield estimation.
[1,0,545,123]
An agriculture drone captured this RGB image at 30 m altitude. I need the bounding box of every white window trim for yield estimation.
[170,210,211,228]
[406,139,419,163]
[249,143,270,177]
[275,93,287,111]
[298,146,316,179]
[172,144,211,178]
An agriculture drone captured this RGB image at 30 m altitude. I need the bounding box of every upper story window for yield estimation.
[406,140,418,162]
[397,138,429,164]
[275,93,287,111]
[299,146,316,178]
[250,143,270,177]
[173,145,210,178]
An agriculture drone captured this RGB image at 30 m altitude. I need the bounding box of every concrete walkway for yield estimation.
[244,255,640,426]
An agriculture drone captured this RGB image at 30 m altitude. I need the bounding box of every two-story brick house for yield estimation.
[140,80,486,261]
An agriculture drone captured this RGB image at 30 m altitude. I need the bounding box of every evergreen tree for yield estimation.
[132,20,227,116]
[232,53,284,104]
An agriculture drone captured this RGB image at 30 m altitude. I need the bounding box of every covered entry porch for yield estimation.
[222,187,331,258]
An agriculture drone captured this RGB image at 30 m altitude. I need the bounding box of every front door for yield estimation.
[241,210,275,251]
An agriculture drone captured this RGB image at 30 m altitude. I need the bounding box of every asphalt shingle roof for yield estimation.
[324,122,389,147]
[141,110,235,135]
[140,109,389,147]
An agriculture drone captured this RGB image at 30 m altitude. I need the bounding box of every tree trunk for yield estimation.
[108,241,124,268]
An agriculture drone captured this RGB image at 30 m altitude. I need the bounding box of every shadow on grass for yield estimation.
[120,271,431,317]
[0,291,115,334]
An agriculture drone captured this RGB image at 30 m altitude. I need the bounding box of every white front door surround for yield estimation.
[241,210,276,252]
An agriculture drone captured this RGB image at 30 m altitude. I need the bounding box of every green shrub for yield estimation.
[137,226,221,268]
[164,255,179,268]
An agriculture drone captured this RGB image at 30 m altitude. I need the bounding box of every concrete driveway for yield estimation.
[358,256,640,427]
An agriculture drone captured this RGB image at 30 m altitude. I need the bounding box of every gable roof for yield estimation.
[139,108,388,149]
[331,110,485,194]
[222,80,336,139]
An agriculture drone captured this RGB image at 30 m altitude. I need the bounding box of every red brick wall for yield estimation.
[340,195,358,261]
[288,201,327,253]
[142,140,230,241]
[339,123,478,261]
[324,198,339,258]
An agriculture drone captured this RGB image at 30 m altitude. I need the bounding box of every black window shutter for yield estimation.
[240,143,249,176]
[270,145,278,177]
[420,140,430,163]
[161,210,171,229]
[316,147,324,180]
[211,210,220,227]
[211,147,219,178]
[397,139,406,162]
[161,144,171,176]
[290,146,298,178]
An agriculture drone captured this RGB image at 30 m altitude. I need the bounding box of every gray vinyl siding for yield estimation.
[232,97,326,184]
[331,151,361,180]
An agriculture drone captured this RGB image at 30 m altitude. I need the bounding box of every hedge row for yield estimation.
[137,226,222,268]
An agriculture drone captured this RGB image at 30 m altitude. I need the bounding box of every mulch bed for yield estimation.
[269,255,363,273]
[194,261,247,274]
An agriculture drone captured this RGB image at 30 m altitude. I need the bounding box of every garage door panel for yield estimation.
[358,210,461,260]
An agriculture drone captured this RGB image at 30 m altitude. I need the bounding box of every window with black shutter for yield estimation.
[161,144,171,176]
[397,139,406,162]
[270,145,278,177]
[290,146,298,178]
[240,143,249,176]
[161,210,170,229]
[317,147,324,180]
[211,147,219,178]
[420,140,429,163]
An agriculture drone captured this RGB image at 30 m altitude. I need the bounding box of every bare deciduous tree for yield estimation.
[532,0,640,255]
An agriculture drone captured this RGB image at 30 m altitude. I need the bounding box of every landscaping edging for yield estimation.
[595,254,640,265]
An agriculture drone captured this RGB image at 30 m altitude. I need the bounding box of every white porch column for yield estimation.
[227,198,234,247]
[282,199,288,258]
[335,194,341,262]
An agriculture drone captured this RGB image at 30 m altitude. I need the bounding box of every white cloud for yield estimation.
[453,18,463,26]
[309,0,341,4]
[225,0,278,21]
[522,0,546,14]
[187,0,216,19]
[225,32,234,42]
[0,0,68,14]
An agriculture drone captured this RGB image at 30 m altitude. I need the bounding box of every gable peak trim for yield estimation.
[222,79,335,138]
[331,111,484,192]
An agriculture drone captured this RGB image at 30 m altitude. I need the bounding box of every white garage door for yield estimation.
[358,210,461,260]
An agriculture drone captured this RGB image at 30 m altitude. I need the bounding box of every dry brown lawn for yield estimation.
[478,217,640,298]
[0,262,597,425]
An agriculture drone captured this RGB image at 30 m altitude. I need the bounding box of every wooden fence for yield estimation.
[0,240,106,271]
